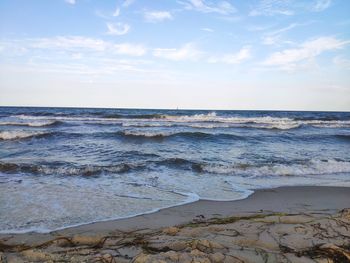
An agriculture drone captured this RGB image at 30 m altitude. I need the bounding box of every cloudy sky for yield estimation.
[0,0,349,111]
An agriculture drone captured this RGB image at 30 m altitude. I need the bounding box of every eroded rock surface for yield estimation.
[0,209,349,263]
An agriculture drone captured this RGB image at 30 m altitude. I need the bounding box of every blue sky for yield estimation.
[0,0,349,110]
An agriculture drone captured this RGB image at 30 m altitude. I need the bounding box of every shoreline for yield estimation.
[1,185,349,262]
[1,185,349,244]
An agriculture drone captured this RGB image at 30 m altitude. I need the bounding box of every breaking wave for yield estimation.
[0,131,53,140]
[198,159,350,177]
[116,130,243,140]
[10,112,350,130]
[0,162,133,176]
[0,120,61,127]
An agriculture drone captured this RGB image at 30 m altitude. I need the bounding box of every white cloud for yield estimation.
[65,0,76,4]
[144,11,173,22]
[106,22,130,36]
[263,37,350,69]
[333,56,350,70]
[249,0,294,16]
[113,43,147,56]
[153,43,202,61]
[31,36,108,51]
[201,28,214,32]
[262,23,298,45]
[250,0,332,16]
[311,0,332,12]
[2,36,147,57]
[209,46,252,64]
[181,0,236,15]
[113,7,120,17]
[123,0,135,7]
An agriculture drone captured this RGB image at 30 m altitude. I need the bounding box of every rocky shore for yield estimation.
[1,208,350,262]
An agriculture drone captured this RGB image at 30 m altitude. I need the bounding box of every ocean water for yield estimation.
[0,107,350,233]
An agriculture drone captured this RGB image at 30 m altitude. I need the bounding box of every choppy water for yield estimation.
[0,107,350,233]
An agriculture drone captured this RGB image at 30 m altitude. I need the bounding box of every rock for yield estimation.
[162,251,179,261]
[101,253,116,263]
[178,253,193,263]
[284,253,321,263]
[210,252,225,262]
[195,239,225,253]
[180,227,203,237]
[52,237,73,247]
[168,241,188,251]
[133,253,151,263]
[279,215,313,224]
[319,243,350,260]
[254,215,280,223]
[190,249,206,257]
[257,231,280,251]
[162,227,179,236]
[196,239,211,252]
[6,254,26,263]
[71,235,103,246]
[209,240,225,250]
[21,249,51,261]
[340,208,350,221]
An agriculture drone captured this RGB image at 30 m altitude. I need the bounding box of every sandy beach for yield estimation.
[1,186,349,262]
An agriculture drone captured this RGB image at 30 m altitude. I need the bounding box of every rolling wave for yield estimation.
[11,112,350,129]
[198,159,350,176]
[0,131,53,140]
[0,162,133,176]
[0,120,62,127]
[116,130,243,140]
[2,158,349,177]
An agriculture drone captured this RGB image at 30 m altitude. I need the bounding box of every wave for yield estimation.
[0,131,53,140]
[197,159,350,177]
[4,158,348,177]
[0,162,133,176]
[0,120,62,127]
[12,112,350,129]
[116,130,243,140]
[157,158,203,172]
[103,113,165,119]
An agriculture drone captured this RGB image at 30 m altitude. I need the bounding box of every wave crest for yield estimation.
[0,162,132,176]
[0,120,61,127]
[0,131,52,140]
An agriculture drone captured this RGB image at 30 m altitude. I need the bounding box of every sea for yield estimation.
[0,107,349,233]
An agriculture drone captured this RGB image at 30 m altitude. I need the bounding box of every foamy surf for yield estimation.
[8,112,350,129]
[0,130,51,140]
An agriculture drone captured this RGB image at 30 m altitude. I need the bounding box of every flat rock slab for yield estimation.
[1,209,349,263]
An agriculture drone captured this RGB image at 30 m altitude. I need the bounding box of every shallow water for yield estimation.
[0,107,349,233]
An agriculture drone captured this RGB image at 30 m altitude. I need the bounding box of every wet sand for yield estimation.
[1,186,349,262]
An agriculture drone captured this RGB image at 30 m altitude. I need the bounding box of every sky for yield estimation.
[0,0,349,111]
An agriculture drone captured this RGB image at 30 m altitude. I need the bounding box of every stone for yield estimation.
[210,252,225,262]
[21,249,51,261]
[340,208,350,221]
[279,215,313,224]
[133,253,151,263]
[168,241,188,251]
[162,250,179,261]
[71,235,103,246]
[178,253,193,263]
[190,249,206,257]
[162,227,179,236]
[101,253,116,263]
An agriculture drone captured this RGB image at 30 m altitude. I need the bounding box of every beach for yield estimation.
[1,186,349,262]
